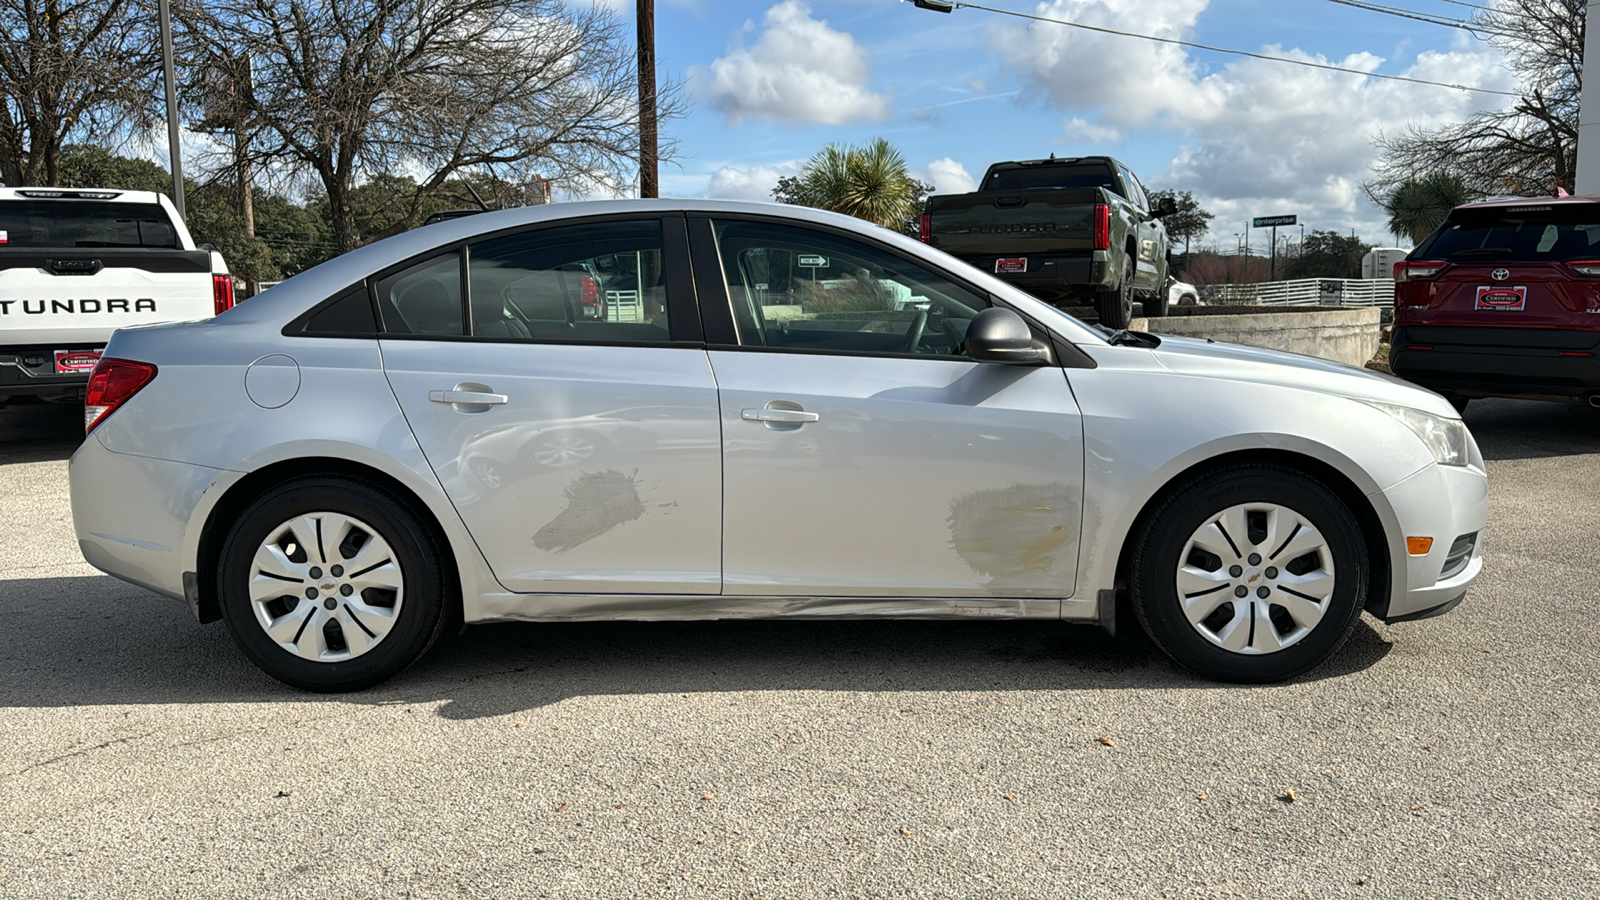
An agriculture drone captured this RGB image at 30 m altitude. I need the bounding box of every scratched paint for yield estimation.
[948,484,1078,588]
[533,469,647,552]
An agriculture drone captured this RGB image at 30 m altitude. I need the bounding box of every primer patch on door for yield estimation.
[948,484,1077,588]
[534,469,646,552]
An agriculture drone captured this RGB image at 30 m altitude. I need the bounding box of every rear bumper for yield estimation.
[70,433,231,603]
[1390,325,1600,402]
[950,252,1111,300]
[0,345,100,400]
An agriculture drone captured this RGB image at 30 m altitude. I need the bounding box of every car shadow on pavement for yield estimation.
[0,574,1393,715]
[1465,398,1599,461]
[0,400,84,463]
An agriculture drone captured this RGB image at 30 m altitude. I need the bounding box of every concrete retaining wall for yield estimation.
[1128,306,1381,367]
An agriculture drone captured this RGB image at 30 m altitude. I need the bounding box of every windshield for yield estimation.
[0,201,179,249]
[1420,206,1600,261]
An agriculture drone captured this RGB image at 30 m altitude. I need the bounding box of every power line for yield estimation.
[1319,0,1485,33]
[942,1,1520,96]
[1318,0,1531,37]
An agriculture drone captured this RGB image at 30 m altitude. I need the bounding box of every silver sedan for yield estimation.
[69,200,1486,690]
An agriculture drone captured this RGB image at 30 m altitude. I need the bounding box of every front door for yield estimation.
[693,216,1086,599]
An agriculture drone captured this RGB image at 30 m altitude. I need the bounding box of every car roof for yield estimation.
[1451,194,1600,212]
[0,187,170,204]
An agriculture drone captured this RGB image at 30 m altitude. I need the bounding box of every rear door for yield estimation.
[1116,164,1165,290]
[380,215,725,595]
[0,199,213,350]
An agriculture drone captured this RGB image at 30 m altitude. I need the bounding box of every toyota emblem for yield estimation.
[1491,268,1510,281]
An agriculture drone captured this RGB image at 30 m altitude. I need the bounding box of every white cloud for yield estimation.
[989,0,1517,238]
[1064,116,1121,145]
[692,0,891,125]
[704,161,802,201]
[917,157,978,194]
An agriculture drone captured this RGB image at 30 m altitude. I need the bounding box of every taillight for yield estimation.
[1565,259,1600,276]
[1093,204,1110,251]
[1394,261,1447,282]
[580,276,599,308]
[213,275,236,315]
[84,357,158,434]
[918,211,932,244]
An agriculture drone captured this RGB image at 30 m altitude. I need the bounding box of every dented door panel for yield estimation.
[383,341,723,593]
[710,351,1086,598]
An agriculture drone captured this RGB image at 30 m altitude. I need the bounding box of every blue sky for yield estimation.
[610,0,1518,249]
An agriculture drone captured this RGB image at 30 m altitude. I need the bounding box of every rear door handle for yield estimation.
[742,408,819,424]
[430,389,508,405]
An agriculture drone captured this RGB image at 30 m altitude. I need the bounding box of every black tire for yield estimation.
[1143,290,1170,319]
[1094,252,1136,329]
[1128,465,1369,683]
[217,476,451,692]
[1178,293,1198,307]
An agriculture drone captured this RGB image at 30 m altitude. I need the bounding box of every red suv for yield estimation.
[1390,195,1600,410]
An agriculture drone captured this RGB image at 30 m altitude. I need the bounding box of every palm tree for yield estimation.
[1384,171,1476,245]
[776,138,922,230]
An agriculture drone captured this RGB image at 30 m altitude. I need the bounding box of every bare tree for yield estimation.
[0,0,157,186]
[1367,0,1582,200]
[177,0,664,253]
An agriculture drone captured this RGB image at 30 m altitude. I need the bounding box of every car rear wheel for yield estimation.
[1129,465,1369,683]
[218,476,450,692]
[1095,252,1136,329]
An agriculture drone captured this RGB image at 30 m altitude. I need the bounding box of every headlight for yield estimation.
[1361,401,1470,466]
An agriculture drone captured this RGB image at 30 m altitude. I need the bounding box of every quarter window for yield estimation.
[711,219,989,357]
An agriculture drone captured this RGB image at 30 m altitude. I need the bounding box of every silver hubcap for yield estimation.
[1176,503,1335,655]
[248,513,404,662]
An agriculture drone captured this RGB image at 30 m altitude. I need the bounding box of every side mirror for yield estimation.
[1155,196,1178,218]
[966,307,1051,365]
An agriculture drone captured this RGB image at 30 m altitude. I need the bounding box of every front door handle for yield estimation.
[430,388,508,406]
[742,407,819,424]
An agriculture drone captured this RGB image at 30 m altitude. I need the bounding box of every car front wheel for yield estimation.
[1129,465,1369,683]
[217,476,450,692]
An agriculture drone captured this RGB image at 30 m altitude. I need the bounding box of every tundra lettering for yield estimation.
[0,298,157,314]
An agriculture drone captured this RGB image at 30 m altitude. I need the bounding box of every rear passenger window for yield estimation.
[465,219,672,343]
[375,252,464,336]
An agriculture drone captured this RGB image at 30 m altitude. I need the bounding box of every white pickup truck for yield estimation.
[0,187,231,404]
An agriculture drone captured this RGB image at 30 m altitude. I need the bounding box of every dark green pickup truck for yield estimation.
[918,156,1175,328]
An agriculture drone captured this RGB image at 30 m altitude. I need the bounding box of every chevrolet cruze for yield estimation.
[70,200,1487,691]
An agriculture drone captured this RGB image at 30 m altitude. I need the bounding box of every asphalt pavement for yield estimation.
[0,397,1595,898]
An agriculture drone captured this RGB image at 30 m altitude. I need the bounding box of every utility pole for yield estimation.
[637,0,658,199]
[1579,1,1600,193]
[158,0,185,218]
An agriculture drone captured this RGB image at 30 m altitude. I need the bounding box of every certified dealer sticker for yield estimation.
[1475,285,1527,311]
[995,257,1028,274]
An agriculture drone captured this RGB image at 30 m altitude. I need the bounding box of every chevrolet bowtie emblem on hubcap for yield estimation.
[1492,268,1511,281]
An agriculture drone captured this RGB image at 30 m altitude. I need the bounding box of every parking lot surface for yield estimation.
[0,397,1595,898]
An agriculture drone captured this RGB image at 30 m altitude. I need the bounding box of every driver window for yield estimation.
[711,219,989,357]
